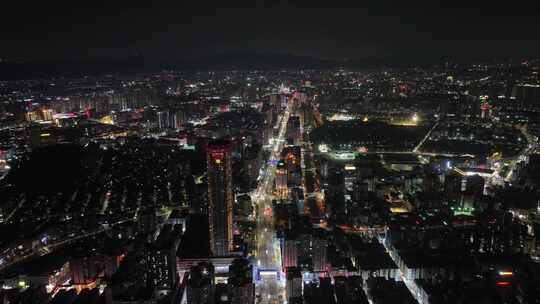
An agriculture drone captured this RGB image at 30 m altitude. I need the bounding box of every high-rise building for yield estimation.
[285,267,303,301]
[146,224,183,293]
[422,167,440,193]
[187,262,215,304]
[297,233,312,259]
[352,181,369,202]
[228,258,254,304]
[138,206,157,236]
[262,103,274,127]
[286,116,301,146]
[243,145,261,184]
[312,229,328,273]
[269,94,280,108]
[465,174,485,197]
[25,111,40,122]
[480,101,491,119]
[300,104,314,132]
[444,172,462,203]
[512,83,540,108]
[41,108,54,121]
[70,256,99,292]
[0,149,8,173]
[276,161,288,199]
[326,168,346,215]
[207,140,234,256]
[171,109,187,129]
[157,111,170,130]
[282,232,298,270]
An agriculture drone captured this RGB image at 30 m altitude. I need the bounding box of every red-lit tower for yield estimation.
[481,101,490,119]
[207,139,234,256]
[479,95,491,120]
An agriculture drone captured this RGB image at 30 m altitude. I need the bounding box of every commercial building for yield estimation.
[276,161,288,199]
[207,140,234,256]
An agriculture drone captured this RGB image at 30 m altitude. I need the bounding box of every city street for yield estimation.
[252,98,291,304]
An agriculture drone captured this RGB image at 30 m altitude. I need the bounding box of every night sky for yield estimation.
[2,1,540,62]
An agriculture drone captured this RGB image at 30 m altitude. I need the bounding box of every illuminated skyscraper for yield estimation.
[25,111,40,122]
[282,231,298,270]
[157,111,170,130]
[480,101,490,119]
[207,139,234,256]
[41,108,54,121]
[276,161,288,199]
[171,109,187,129]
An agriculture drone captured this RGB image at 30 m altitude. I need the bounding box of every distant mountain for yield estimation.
[185,52,339,69]
[0,51,524,81]
[0,58,163,81]
[0,52,342,80]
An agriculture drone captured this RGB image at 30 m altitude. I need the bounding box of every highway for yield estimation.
[413,121,439,153]
[252,98,291,304]
[504,129,538,182]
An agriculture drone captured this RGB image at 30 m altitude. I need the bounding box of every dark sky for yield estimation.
[2,0,540,62]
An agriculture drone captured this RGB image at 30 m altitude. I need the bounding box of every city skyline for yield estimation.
[1,2,540,304]
[1,65,540,304]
